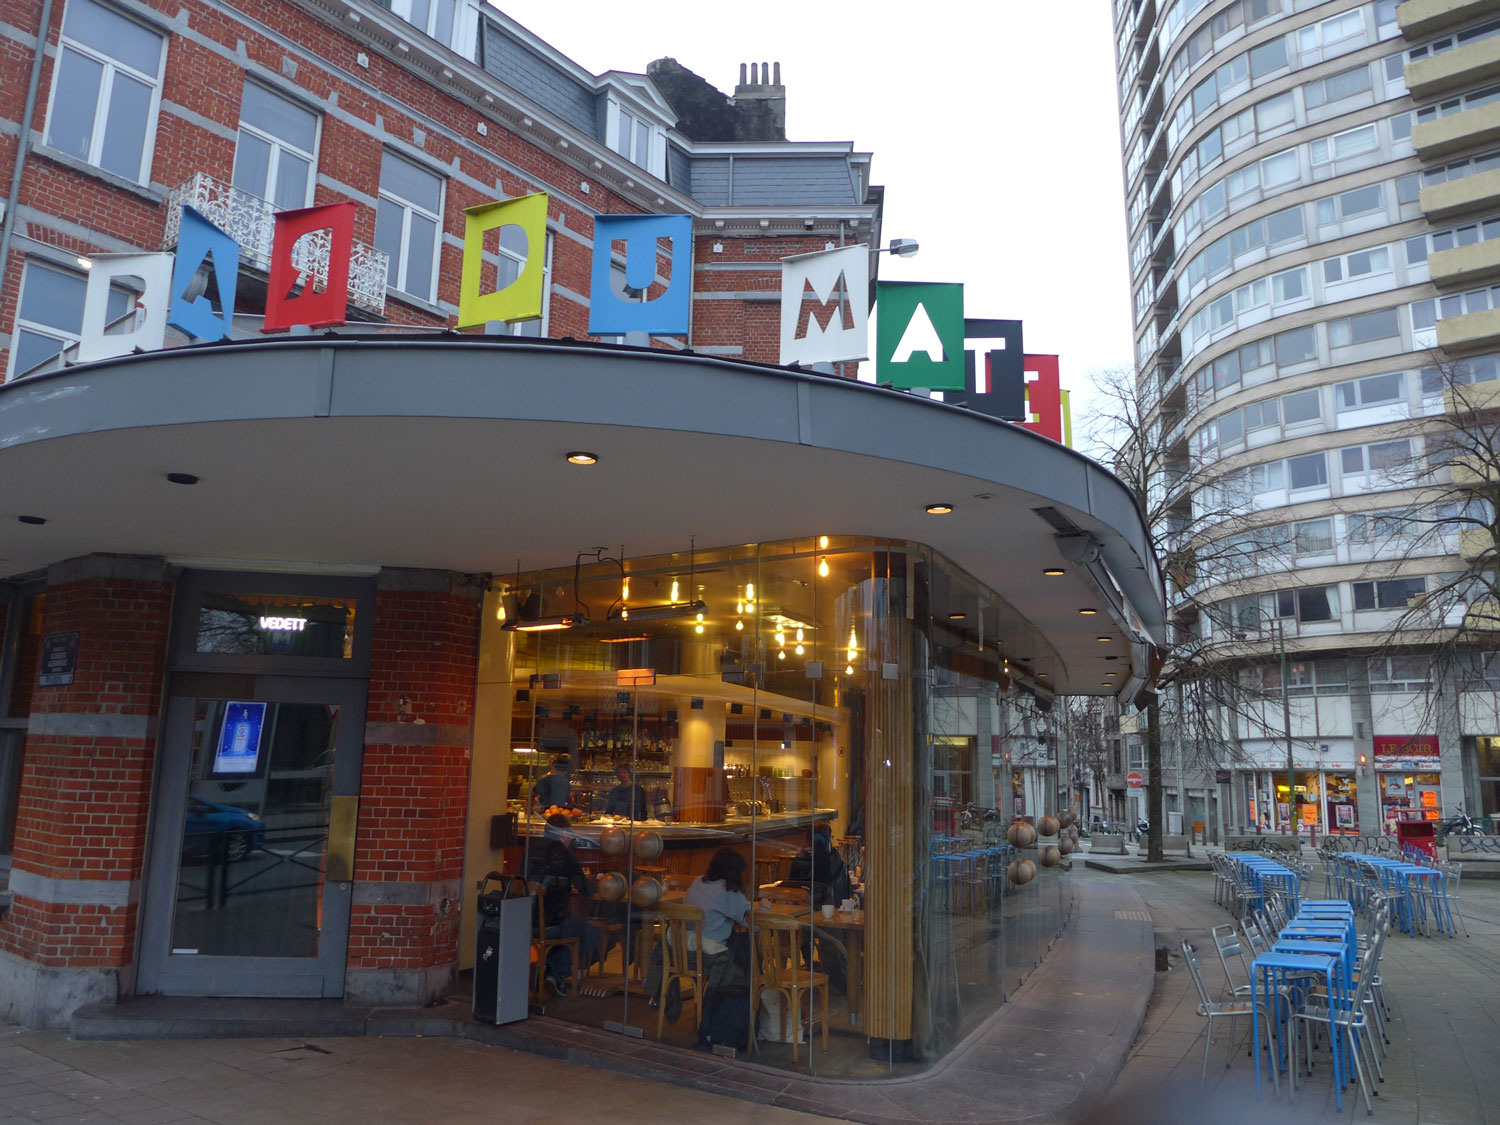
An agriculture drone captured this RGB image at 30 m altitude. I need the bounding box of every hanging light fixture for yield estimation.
[818,557,829,577]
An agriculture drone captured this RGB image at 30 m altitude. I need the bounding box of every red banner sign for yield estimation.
[1373,735,1438,758]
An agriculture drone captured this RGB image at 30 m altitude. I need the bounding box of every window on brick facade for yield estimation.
[386,0,458,46]
[233,82,318,210]
[8,259,131,380]
[45,0,165,183]
[374,151,443,303]
[496,230,552,338]
[607,100,666,179]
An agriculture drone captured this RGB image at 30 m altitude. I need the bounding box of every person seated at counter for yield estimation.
[786,820,851,907]
[526,813,602,996]
[604,763,648,820]
[646,847,751,1021]
[530,754,573,811]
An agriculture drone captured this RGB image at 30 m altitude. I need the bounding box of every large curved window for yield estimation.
[462,536,1070,1077]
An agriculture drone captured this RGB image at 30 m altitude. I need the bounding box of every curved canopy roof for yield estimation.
[0,336,1163,697]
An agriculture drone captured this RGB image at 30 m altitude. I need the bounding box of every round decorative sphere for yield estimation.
[1005,822,1020,846]
[1039,845,1061,868]
[633,830,665,862]
[596,870,628,902]
[1038,815,1060,838]
[629,875,662,909]
[1059,810,1077,829]
[1013,822,1037,849]
[1067,825,1080,843]
[599,827,628,856]
[1008,858,1037,885]
[1058,836,1075,856]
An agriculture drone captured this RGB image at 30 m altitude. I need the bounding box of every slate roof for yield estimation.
[479,20,598,135]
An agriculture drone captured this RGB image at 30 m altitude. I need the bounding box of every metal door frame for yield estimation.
[137,674,366,996]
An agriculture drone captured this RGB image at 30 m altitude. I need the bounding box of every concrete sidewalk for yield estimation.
[3,868,1159,1125]
[1097,868,1500,1124]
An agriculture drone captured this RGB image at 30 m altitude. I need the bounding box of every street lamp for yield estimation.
[871,238,919,258]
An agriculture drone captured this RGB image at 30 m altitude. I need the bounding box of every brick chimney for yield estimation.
[732,61,786,141]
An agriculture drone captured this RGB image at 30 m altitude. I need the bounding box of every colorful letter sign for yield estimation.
[779,244,869,365]
[264,201,356,331]
[1021,354,1063,443]
[168,207,240,342]
[588,213,692,336]
[76,253,173,363]
[874,281,965,390]
[458,192,549,329]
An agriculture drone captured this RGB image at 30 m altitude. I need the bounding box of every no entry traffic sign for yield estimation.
[1126,772,1143,789]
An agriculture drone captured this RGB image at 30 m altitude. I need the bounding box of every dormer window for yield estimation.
[382,0,476,55]
[607,99,665,178]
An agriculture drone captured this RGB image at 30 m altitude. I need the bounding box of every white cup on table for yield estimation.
[821,903,836,919]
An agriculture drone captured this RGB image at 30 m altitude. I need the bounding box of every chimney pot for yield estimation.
[773,61,781,85]
[750,62,758,84]
[739,62,747,85]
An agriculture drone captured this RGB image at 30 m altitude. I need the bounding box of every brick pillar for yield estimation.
[346,569,478,1006]
[0,556,172,1027]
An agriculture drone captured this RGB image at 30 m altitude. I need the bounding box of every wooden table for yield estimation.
[660,891,867,1029]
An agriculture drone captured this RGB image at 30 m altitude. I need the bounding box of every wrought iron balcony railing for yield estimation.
[163,173,390,318]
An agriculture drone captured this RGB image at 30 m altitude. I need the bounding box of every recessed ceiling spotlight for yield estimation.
[1104,655,1120,661]
[18,515,45,525]
[1079,608,1097,615]
[565,452,599,466]
[166,472,199,485]
[1096,636,1112,643]
[948,612,966,621]
[925,503,954,515]
[1043,567,1065,576]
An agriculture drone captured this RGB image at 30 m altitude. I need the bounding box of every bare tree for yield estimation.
[1084,366,1320,856]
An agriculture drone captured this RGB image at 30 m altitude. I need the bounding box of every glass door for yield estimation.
[137,675,365,997]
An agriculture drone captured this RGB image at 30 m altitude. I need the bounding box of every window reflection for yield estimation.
[464,537,1071,1075]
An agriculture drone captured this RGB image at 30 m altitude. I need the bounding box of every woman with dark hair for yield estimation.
[645,847,750,1016]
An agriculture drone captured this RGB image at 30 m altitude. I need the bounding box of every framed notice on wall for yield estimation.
[1335,803,1355,829]
[212,701,267,777]
[38,631,79,686]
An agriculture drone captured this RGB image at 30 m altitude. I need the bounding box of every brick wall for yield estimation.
[0,557,172,979]
[345,571,479,1003]
[0,0,870,375]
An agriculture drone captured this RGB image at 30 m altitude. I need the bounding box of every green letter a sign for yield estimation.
[875,281,965,390]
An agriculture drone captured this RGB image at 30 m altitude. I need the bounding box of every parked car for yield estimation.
[183,795,264,862]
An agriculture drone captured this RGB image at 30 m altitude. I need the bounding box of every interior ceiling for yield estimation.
[0,341,1161,697]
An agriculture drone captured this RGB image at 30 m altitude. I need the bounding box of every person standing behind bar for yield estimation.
[604,763,648,819]
[531,754,573,811]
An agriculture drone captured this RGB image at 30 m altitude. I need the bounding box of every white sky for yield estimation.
[492,0,1134,421]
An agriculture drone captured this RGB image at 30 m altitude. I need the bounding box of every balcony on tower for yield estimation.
[162,173,391,320]
[1406,33,1500,99]
[1428,234,1500,287]
[1413,99,1500,159]
[1421,166,1500,220]
[1399,0,1498,39]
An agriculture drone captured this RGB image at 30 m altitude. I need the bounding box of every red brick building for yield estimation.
[0,0,1163,1079]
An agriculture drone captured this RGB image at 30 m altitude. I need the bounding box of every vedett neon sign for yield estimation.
[258,616,308,632]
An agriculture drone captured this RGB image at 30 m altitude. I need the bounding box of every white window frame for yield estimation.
[44,0,167,185]
[232,82,320,210]
[7,257,131,380]
[607,97,665,179]
[497,230,553,337]
[376,151,444,304]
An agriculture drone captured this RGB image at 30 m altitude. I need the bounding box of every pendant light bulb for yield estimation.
[819,535,829,549]
[746,583,754,601]
[845,663,854,675]
[496,600,506,621]
[776,630,785,646]
[622,577,629,600]
[818,557,829,577]
[695,623,704,634]
[670,580,679,603]
[795,627,804,642]
[777,650,786,660]
[795,644,804,655]
[735,618,744,631]
[737,600,744,614]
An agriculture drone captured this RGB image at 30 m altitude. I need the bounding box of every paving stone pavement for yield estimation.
[1089,863,1500,1125]
[0,1030,825,1124]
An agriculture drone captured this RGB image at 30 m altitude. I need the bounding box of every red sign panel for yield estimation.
[1126,771,1143,788]
[1373,735,1438,758]
[264,201,356,331]
[1021,354,1062,443]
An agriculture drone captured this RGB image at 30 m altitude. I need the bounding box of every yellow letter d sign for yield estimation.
[458,192,549,329]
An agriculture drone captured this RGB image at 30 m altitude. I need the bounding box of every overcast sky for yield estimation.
[491,0,1134,419]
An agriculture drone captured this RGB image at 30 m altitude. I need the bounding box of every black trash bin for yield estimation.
[473,872,532,1025]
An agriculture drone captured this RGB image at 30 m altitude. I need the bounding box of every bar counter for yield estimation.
[508,809,840,878]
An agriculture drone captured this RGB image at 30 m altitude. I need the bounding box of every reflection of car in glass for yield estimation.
[184,795,264,862]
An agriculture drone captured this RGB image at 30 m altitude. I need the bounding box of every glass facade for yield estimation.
[463,536,1071,1074]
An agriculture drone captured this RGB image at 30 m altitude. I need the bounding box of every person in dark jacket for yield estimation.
[604,763,648,819]
[530,754,573,811]
[786,820,851,905]
[525,814,600,994]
